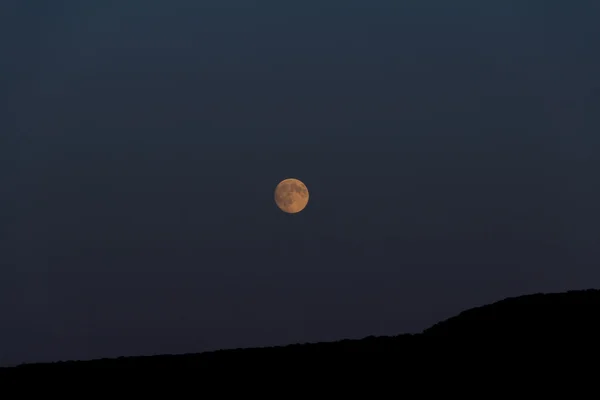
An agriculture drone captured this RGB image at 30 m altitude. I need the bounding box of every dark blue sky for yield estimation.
[2,1,600,365]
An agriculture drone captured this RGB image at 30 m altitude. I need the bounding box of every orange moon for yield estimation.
[274,178,309,214]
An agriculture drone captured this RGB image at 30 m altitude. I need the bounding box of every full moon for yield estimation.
[274,178,309,214]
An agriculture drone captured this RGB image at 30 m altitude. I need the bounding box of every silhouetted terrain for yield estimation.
[4,289,599,369]
[423,289,600,337]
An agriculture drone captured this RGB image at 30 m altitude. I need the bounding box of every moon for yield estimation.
[274,178,309,214]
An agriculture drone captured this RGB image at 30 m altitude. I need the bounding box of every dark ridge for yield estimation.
[3,289,598,369]
[423,288,600,337]
[5,334,421,369]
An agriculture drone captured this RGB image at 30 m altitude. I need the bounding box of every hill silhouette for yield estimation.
[4,289,599,369]
[423,288,600,337]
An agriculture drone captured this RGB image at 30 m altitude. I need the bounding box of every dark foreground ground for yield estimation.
[3,289,599,369]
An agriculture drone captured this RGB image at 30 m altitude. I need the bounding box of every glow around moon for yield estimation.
[274,178,309,214]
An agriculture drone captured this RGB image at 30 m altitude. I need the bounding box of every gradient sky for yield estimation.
[2,1,599,366]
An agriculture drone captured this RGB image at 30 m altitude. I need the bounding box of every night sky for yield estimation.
[2,1,600,366]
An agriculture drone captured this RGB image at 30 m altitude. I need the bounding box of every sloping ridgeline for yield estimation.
[422,289,600,337]
[4,289,599,369]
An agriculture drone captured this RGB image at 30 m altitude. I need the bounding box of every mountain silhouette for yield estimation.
[4,289,599,369]
[423,288,600,337]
